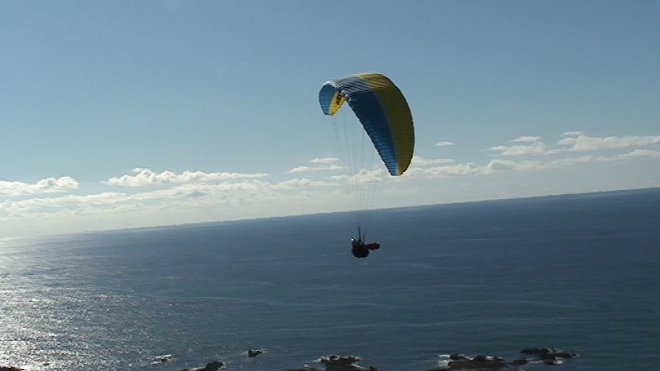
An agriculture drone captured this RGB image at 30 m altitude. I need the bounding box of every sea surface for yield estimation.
[1,189,659,371]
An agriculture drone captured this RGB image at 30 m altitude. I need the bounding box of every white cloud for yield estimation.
[104,168,268,186]
[411,155,455,166]
[490,136,548,156]
[436,141,455,146]
[1,191,128,217]
[404,145,660,180]
[485,159,544,171]
[491,144,547,156]
[511,136,542,143]
[547,155,595,167]
[405,162,483,177]
[311,157,339,164]
[271,178,335,189]
[610,148,660,160]
[330,168,387,183]
[288,164,343,173]
[497,147,660,170]
[556,136,577,146]
[566,134,660,152]
[492,133,660,156]
[0,176,79,196]
[555,133,660,152]
[4,130,659,236]
[288,158,343,173]
[1,177,336,219]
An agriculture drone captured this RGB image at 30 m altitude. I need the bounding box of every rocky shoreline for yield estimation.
[1,347,578,371]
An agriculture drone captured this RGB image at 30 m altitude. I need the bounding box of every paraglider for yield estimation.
[319,72,414,257]
[351,227,381,258]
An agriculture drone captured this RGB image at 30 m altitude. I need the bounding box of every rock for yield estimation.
[318,355,377,371]
[0,367,23,371]
[520,347,578,360]
[176,360,225,371]
[552,351,577,359]
[448,355,507,370]
[510,358,529,366]
[434,353,524,370]
[199,361,225,371]
[448,354,468,360]
[153,354,174,363]
[542,358,563,365]
[248,349,265,358]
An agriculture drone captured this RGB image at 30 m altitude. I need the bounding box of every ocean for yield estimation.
[1,188,659,371]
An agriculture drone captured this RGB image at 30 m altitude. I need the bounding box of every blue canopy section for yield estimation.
[319,75,398,175]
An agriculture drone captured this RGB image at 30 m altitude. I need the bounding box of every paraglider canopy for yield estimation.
[318,72,415,176]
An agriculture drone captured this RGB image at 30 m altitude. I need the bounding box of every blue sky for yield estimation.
[1,0,659,237]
